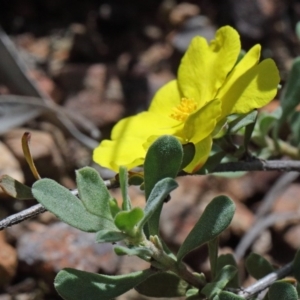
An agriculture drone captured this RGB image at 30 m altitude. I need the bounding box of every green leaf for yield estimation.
[55,268,155,300]
[137,178,178,232]
[252,110,280,147]
[186,288,201,299]
[290,111,300,146]
[292,248,300,281]
[0,175,33,199]
[218,291,244,300]
[216,254,239,288]
[32,179,116,232]
[280,57,300,122]
[197,151,226,175]
[201,265,237,298]
[177,196,235,261]
[144,135,183,236]
[245,253,274,280]
[268,281,298,300]
[95,230,127,243]
[260,113,280,136]
[135,271,189,297]
[227,111,257,134]
[144,135,183,199]
[114,245,152,259]
[274,57,300,144]
[114,207,144,233]
[181,143,195,170]
[212,118,228,138]
[243,112,257,151]
[109,198,121,217]
[76,167,113,220]
[208,238,219,279]
[119,166,131,211]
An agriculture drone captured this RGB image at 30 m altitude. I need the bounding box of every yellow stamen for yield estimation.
[170,98,197,121]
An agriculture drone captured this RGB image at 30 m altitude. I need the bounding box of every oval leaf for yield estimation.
[228,111,257,134]
[268,281,298,300]
[0,175,33,199]
[32,179,116,232]
[144,135,183,199]
[216,254,239,288]
[280,57,300,122]
[76,167,113,220]
[55,268,155,300]
[135,271,189,297]
[201,265,237,298]
[114,207,144,233]
[137,178,178,231]
[177,195,235,261]
[95,230,127,243]
[245,253,274,280]
[144,135,183,235]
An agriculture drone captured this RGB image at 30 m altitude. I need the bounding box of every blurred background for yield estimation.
[0,0,300,299]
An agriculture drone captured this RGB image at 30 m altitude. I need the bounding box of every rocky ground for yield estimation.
[1,1,300,299]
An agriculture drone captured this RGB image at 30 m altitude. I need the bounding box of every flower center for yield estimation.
[170,98,197,122]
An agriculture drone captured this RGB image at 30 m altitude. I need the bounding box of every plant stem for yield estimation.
[208,237,219,279]
[237,262,293,298]
[265,136,300,159]
[145,236,206,289]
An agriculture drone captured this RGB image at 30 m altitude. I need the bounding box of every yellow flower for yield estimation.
[93,26,280,173]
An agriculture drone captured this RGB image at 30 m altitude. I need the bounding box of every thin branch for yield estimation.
[211,159,300,172]
[1,159,300,231]
[0,204,47,229]
[256,172,299,218]
[234,212,300,261]
[234,172,299,261]
[0,178,118,230]
[238,262,293,298]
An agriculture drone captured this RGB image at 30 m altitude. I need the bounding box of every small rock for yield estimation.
[3,129,65,181]
[169,3,200,26]
[231,201,254,236]
[272,183,300,213]
[117,256,150,275]
[0,231,18,287]
[139,43,173,70]
[64,63,124,127]
[284,224,300,250]
[84,64,107,92]
[28,69,61,102]
[17,222,120,277]
[251,229,272,254]
[65,90,124,127]
[54,64,88,94]
[0,141,24,195]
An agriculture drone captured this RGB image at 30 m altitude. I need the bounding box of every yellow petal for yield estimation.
[149,80,181,116]
[218,58,280,116]
[216,44,260,117]
[111,111,179,141]
[184,136,212,173]
[93,138,146,172]
[183,99,221,143]
[178,26,240,107]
